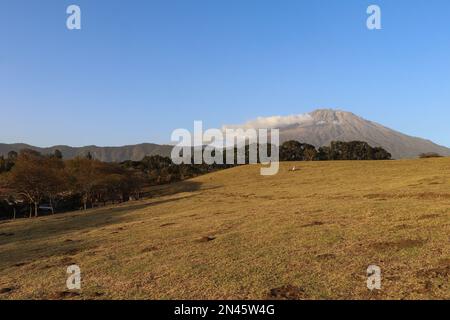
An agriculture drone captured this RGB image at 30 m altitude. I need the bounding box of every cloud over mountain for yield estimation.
[223,113,313,130]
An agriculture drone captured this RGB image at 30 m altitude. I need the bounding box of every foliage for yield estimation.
[419,152,442,159]
[280,140,391,161]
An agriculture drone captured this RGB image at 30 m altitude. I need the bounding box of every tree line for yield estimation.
[279,140,392,161]
[0,140,391,220]
[0,149,232,219]
[0,149,149,218]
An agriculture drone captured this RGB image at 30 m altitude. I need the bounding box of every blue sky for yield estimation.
[1,0,450,147]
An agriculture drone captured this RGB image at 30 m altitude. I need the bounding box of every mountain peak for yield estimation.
[310,108,345,114]
[224,108,450,159]
[309,108,360,121]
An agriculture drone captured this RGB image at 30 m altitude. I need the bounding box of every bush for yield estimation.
[280,140,391,161]
[419,153,442,159]
[280,141,318,161]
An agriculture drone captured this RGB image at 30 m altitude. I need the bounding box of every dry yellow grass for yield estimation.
[0,158,449,300]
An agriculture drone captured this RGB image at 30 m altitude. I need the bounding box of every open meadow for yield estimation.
[0,158,449,299]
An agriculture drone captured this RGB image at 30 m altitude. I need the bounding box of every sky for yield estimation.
[1,0,450,147]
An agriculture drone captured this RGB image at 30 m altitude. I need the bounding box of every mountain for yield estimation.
[225,109,450,159]
[3,109,449,161]
[0,143,173,162]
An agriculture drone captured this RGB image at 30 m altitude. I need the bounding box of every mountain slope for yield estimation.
[0,143,173,162]
[227,109,450,159]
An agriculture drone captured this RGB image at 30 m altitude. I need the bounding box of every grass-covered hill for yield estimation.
[0,158,449,299]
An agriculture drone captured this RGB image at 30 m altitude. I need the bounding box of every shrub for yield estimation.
[419,153,443,158]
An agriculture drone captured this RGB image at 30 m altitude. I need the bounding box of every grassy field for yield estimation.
[0,158,449,300]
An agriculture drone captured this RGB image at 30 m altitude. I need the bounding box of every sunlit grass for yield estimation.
[0,158,449,299]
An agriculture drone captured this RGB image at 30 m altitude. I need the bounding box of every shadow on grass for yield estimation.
[0,181,207,241]
[0,180,207,267]
[146,179,220,197]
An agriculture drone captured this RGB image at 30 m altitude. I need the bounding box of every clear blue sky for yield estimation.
[1,0,450,147]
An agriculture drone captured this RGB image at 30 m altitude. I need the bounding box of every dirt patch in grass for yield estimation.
[0,232,14,237]
[141,246,159,253]
[415,192,450,200]
[416,260,450,278]
[364,193,387,199]
[160,223,176,227]
[418,214,440,220]
[39,264,53,270]
[59,257,77,266]
[64,248,83,256]
[301,221,324,228]
[392,224,414,231]
[0,287,14,294]
[53,291,81,299]
[13,262,29,267]
[316,253,336,260]
[365,192,450,200]
[372,239,426,251]
[268,285,307,300]
[328,195,356,200]
[93,291,105,297]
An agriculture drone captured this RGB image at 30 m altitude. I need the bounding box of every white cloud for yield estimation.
[223,113,313,130]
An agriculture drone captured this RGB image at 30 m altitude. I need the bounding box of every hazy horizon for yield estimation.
[2,107,450,150]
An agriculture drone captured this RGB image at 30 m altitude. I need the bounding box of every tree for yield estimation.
[6,196,18,220]
[53,149,63,159]
[7,151,64,217]
[373,147,391,160]
[45,157,68,214]
[126,170,147,200]
[419,152,442,159]
[317,146,331,160]
[66,157,101,210]
[280,141,318,161]
[304,147,317,161]
[7,151,18,161]
[0,151,18,172]
[279,141,391,161]
[99,173,126,203]
[0,156,5,173]
[325,141,391,160]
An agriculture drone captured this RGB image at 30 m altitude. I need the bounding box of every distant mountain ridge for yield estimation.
[0,143,173,162]
[2,109,450,161]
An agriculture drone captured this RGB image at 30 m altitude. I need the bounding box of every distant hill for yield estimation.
[0,143,173,162]
[225,109,450,159]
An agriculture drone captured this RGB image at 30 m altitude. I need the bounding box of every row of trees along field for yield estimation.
[0,140,391,220]
[0,149,232,220]
[279,140,392,161]
[0,149,149,219]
